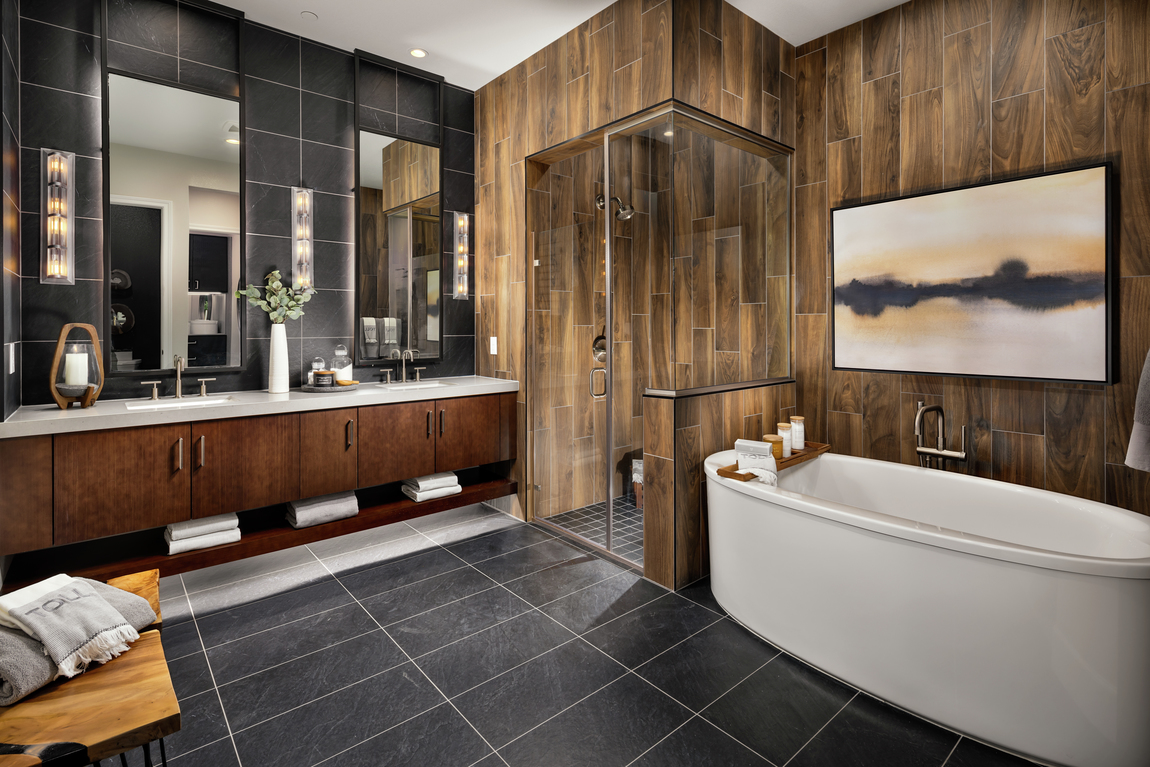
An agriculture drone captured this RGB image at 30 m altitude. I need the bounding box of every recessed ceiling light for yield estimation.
[410,48,428,58]
[223,122,240,145]
[301,10,318,20]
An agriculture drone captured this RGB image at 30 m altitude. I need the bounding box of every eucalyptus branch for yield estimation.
[234,270,312,324]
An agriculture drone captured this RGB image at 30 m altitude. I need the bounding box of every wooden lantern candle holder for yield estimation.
[49,323,105,410]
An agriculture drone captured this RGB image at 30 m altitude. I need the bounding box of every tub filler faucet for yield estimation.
[914,402,967,469]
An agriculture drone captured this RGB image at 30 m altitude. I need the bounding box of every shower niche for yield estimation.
[528,107,792,574]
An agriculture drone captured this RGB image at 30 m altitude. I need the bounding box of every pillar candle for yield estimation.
[64,352,88,386]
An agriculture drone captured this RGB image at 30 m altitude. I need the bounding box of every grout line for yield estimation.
[781,690,858,766]
[621,714,700,767]
[939,736,963,766]
[213,627,390,689]
[198,598,361,653]
[184,576,245,766]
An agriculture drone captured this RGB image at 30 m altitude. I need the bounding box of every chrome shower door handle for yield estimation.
[589,367,607,399]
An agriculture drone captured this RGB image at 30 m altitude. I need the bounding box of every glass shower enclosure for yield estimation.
[530,106,791,569]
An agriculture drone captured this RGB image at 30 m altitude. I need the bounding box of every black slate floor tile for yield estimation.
[472,538,594,584]
[636,618,780,711]
[360,566,496,628]
[182,546,317,594]
[701,654,856,766]
[676,576,727,616]
[168,651,215,700]
[630,716,772,767]
[218,629,408,731]
[451,638,626,749]
[789,693,958,767]
[159,594,193,627]
[161,619,203,662]
[322,702,491,767]
[166,737,240,767]
[386,586,532,658]
[187,562,333,618]
[338,547,468,600]
[498,674,690,767]
[946,738,1042,766]
[445,524,553,563]
[583,593,722,669]
[538,572,668,635]
[502,555,628,607]
[231,662,442,767]
[164,690,231,759]
[206,602,379,685]
[417,610,575,698]
[195,578,354,649]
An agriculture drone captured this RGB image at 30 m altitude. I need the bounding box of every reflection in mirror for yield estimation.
[357,132,440,365]
[107,74,242,372]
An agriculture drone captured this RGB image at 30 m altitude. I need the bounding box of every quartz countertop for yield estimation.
[0,376,519,440]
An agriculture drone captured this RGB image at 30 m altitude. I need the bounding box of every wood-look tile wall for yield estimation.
[793,0,1150,511]
[376,140,440,213]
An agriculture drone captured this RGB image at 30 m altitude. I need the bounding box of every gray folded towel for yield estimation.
[287,491,359,529]
[403,472,458,492]
[1127,350,1150,472]
[167,512,238,541]
[0,579,156,706]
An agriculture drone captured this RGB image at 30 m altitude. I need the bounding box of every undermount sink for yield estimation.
[124,396,236,411]
[378,380,456,391]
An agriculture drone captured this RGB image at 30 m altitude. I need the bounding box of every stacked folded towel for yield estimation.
[165,513,240,555]
[288,491,359,528]
[734,438,779,486]
[402,471,461,502]
[0,575,157,705]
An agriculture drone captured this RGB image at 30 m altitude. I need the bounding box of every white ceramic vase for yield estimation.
[268,323,290,393]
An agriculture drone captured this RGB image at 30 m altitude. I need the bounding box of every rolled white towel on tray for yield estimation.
[166,512,238,541]
[287,491,359,529]
[165,527,241,555]
[403,472,458,492]
[402,484,461,503]
[733,438,779,486]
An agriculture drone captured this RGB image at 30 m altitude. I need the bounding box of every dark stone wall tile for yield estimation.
[302,42,353,102]
[313,192,352,243]
[74,156,102,219]
[178,5,238,71]
[443,85,474,133]
[313,240,352,292]
[22,0,101,36]
[358,105,396,135]
[20,19,102,96]
[442,127,474,174]
[20,340,56,405]
[2,117,16,204]
[426,335,475,377]
[21,84,101,157]
[107,40,177,83]
[302,141,353,196]
[246,182,290,237]
[301,337,352,378]
[443,169,475,215]
[300,289,352,338]
[21,277,103,342]
[358,61,396,112]
[245,235,293,292]
[301,91,353,148]
[2,0,20,63]
[397,71,439,124]
[18,212,35,275]
[396,116,439,145]
[245,77,300,138]
[19,148,35,214]
[2,193,16,275]
[108,0,177,54]
[179,60,238,98]
[441,277,475,336]
[244,23,299,88]
[3,40,19,131]
[245,129,300,187]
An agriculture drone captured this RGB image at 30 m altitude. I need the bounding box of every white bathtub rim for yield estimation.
[704,451,1150,580]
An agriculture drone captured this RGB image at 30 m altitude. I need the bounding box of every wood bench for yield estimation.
[0,571,179,766]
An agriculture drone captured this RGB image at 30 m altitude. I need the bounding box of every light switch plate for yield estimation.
[489,337,498,355]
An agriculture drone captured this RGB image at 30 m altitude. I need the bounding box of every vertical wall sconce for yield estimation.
[291,186,315,293]
[41,148,75,285]
[453,211,470,300]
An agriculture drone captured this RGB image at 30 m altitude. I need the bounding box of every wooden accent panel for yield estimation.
[1106,84,1150,277]
[1105,0,1150,92]
[828,411,863,456]
[944,377,993,478]
[795,183,826,314]
[1045,387,1105,501]
[191,415,300,519]
[675,425,705,585]
[944,0,989,36]
[944,23,990,185]
[826,22,861,141]
[902,0,943,95]
[862,74,901,199]
[903,374,945,396]
[863,7,901,83]
[1047,0,1103,37]
[437,395,500,472]
[643,453,675,588]
[901,88,943,193]
[991,0,1042,100]
[1107,464,1150,515]
[299,409,358,499]
[357,402,436,488]
[1045,25,1104,166]
[796,37,825,57]
[642,0,673,105]
[0,437,53,555]
[376,140,440,212]
[992,431,1044,489]
[795,314,827,443]
[795,49,826,185]
[991,91,1044,178]
[55,425,191,545]
[862,372,900,461]
[991,380,1044,435]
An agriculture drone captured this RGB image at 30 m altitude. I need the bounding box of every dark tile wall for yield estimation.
[1,0,18,419]
[11,0,475,408]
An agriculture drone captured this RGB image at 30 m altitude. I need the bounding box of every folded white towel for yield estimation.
[287,491,359,529]
[734,439,778,486]
[0,574,73,636]
[165,527,241,555]
[166,513,239,541]
[402,484,462,502]
[403,472,458,492]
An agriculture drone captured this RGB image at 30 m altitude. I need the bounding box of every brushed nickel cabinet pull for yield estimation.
[199,435,206,468]
[427,410,433,437]
[440,408,445,436]
[347,419,355,449]
[177,437,184,471]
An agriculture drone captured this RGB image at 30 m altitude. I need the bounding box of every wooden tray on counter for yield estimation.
[717,442,831,481]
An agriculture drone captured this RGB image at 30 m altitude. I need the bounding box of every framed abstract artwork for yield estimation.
[830,163,1112,385]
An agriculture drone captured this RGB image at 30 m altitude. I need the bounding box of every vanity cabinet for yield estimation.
[357,401,436,487]
[0,437,53,555]
[54,424,192,545]
[435,396,500,472]
[300,408,359,498]
[192,414,301,518]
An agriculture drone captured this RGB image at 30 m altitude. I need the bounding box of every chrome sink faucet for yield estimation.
[914,402,967,469]
[400,350,415,382]
[173,355,185,398]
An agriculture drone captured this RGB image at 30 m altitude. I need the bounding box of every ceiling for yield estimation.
[108,74,240,164]
[225,0,903,92]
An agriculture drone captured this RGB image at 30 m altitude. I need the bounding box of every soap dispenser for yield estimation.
[332,344,353,383]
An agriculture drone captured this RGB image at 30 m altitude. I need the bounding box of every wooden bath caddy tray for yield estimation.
[717,442,832,481]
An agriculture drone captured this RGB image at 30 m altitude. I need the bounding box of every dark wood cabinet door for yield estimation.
[0,437,53,554]
[300,408,358,498]
[192,414,301,518]
[55,424,191,544]
[358,402,436,488]
[435,395,500,473]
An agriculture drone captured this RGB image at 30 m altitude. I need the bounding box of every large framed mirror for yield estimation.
[103,73,243,374]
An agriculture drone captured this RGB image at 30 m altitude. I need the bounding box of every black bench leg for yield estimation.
[159,739,168,767]
[141,741,153,767]
[119,753,129,767]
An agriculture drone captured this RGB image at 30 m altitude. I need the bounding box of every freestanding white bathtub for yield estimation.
[704,450,1150,767]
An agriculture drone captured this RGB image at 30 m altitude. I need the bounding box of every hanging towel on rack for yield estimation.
[1126,349,1150,472]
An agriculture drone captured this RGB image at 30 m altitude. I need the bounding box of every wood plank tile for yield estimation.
[991,380,1044,435]
[643,454,675,587]
[944,0,989,35]
[568,20,590,82]
[722,3,745,98]
[740,182,766,303]
[509,62,529,164]
[828,411,864,456]
[862,372,901,461]
[633,314,651,413]
[613,236,633,342]
[674,255,693,365]
[533,426,551,517]
[795,313,828,443]
[1106,84,1150,277]
[691,134,716,219]
[863,8,901,83]
[991,90,1044,179]
[901,88,943,193]
[614,60,643,121]
[992,431,1044,489]
[902,0,943,95]
[1047,0,1103,37]
[827,22,862,141]
[645,395,674,458]
[641,0,672,106]
[715,351,740,385]
[762,92,781,142]
[693,327,716,387]
[721,90,744,126]
[673,0,700,106]
[650,292,673,389]
[1045,25,1105,166]
[553,406,575,514]
[1106,277,1150,462]
[567,74,590,137]
[900,392,943,465]
[545,38,568,149]
[903,374,945,395]
[494,142,511,257]
[1106,463,1150,515]
[593,3,615,31]
[714,235,741,351]
[478,85,495,188]
[766,156,790,277]
[700,26,723,116]
[615,0,643,67]
[796,36,826,57]
[992,0,1042,101]
[795,49,827,185]
[862,74,901,200]
[763,25,781,97]
[795,182,827,314]
[572,436,597,508]
[779,73,796,146]
[766,276,790,378]
[528,67,547,156]
[944,23,991,185]
[1106,0,1150,92]
[781,38,795,77]
[829,367,862,413]
[692,217,715,328]
[740,303,767,380]
[944,376,993,478]
[589,24,615,131]
[675,425,706,587]
[742,15,764,133]
[714,140,740,232]
[1045,387,1105,501]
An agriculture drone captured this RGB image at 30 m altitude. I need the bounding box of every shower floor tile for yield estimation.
[544,498,645,567]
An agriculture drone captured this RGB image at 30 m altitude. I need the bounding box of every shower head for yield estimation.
[595,194,634,221]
